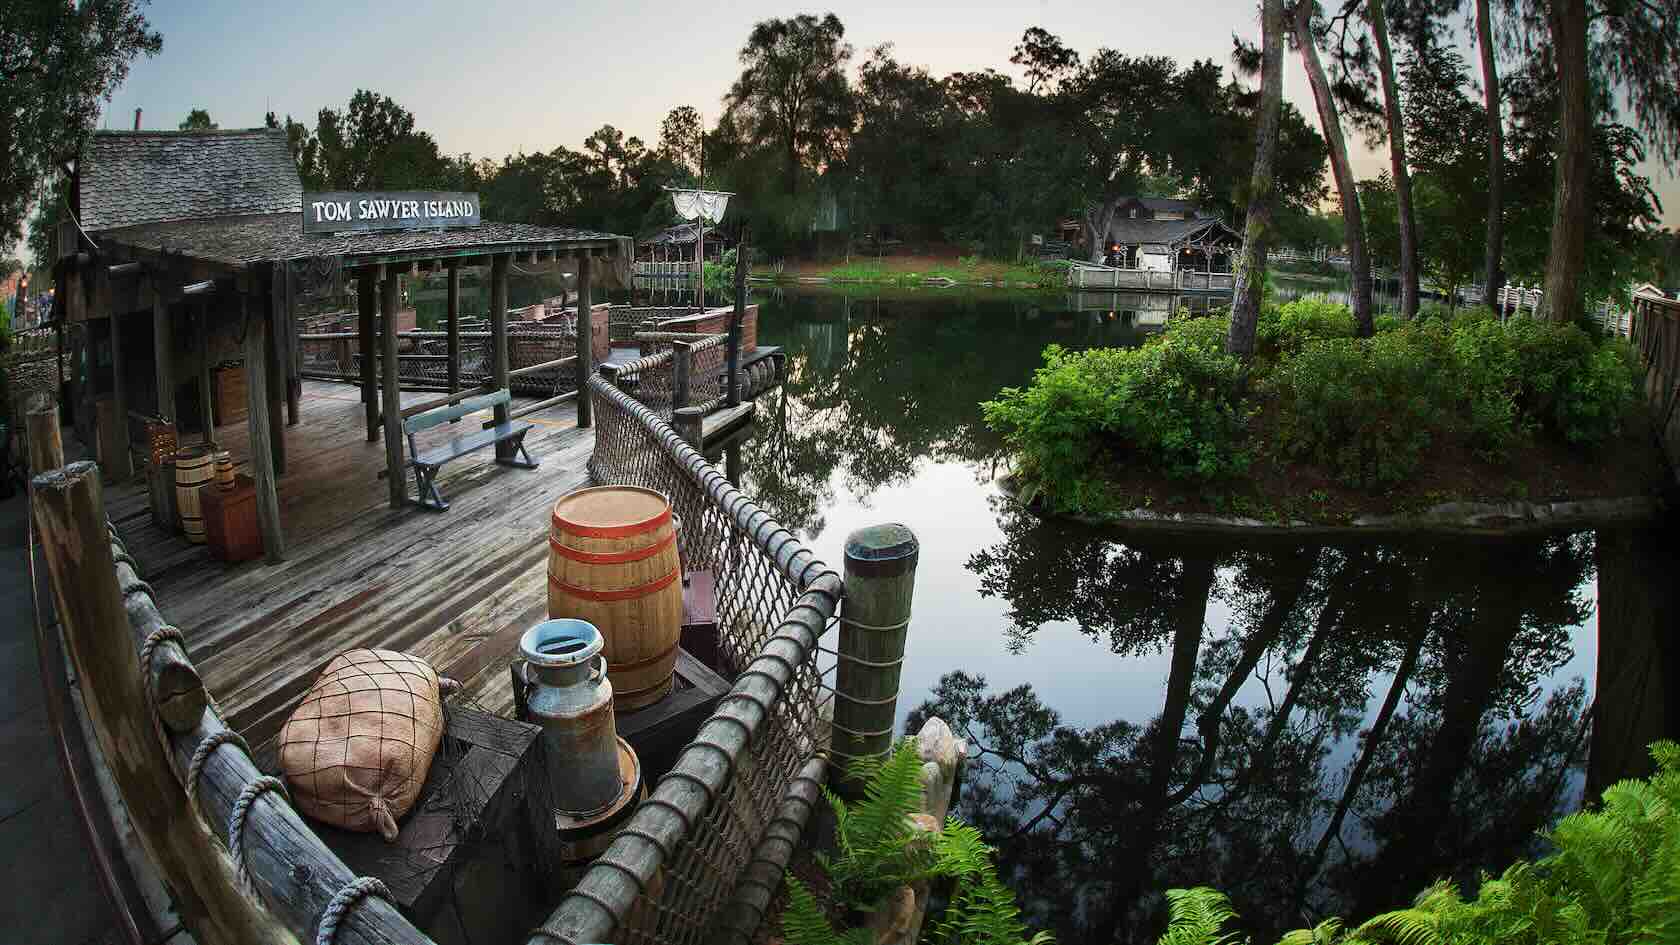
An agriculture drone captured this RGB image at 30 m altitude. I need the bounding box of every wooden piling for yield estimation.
[31,462,289,945]
[673,340,693,409]
[577,254,594,428]
[26,398,65,472]
[446,260,461,416]
[152,280,175,424]
[489,254,510,457]
[833,523,919,796]
[381,271,405,507]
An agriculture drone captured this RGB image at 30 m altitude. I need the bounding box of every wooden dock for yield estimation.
[103,379,594,753]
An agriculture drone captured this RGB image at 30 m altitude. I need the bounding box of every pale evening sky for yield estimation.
[78,0,1680,231]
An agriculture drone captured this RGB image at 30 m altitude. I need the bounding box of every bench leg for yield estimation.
[413,464,450,512]
[496,432,539,470]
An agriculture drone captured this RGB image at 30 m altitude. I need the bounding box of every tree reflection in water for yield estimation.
[916,503,1604,944]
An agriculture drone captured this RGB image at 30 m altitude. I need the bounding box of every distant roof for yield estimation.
[1105,216,1241,248]
[640,222,718,246]
[98,212,626,269]
[1116,195,1206,216]
[81,129,302,231]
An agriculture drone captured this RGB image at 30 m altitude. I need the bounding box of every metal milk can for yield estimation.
[512,618,624,815]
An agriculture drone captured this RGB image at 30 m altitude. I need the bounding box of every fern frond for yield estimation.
[1277,917,1342,945]
[781,877,872,945]
[1351,907,1443,945]
[935,859,1051,945]
[1158,887,1246,945]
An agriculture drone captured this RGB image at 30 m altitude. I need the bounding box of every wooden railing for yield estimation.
[1632,288,1680,479]
[1066,265,1235,292]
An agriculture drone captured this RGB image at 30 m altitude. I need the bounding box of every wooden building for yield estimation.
[56,128,628,562]
[1062,196,1243,272]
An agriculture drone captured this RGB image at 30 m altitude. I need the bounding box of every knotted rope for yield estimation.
[227,775,288,894]
[316,876,391,945]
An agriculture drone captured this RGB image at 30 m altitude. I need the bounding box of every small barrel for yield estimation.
[547,486,682,711]
[175,446,214,544]
[214,450,235,492]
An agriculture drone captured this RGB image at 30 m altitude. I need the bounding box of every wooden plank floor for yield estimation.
[104,380,592,751]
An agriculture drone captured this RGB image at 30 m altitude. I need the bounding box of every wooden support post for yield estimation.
[381,272,406,508]
[358,269,378,441]
[244,296,284,561]
[673,340,692,409]
[673,406,703,447]
[267,268,286,476]
[26,399,64,472]
[727,233,747,407]
[577,253,593,428]
[833,523,919,797]
[30,462,287,945]
[489,254,511,456]
[107,306,134,481]
[152,280,174,424]
[446,260,461,418]
[281,263,299,426]
[195,301,213,444]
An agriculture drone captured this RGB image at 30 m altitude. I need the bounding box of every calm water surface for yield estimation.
[712,285,1675,943]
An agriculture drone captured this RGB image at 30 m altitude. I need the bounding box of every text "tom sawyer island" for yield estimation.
[301,191,482,234]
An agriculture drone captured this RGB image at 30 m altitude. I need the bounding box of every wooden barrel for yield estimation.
[214,451,235,491]
[175,446,214,544]
[548,486,682,711]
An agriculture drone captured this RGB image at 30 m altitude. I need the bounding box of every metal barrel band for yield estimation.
[605,638,681,673]
[548,529,676,564]
[548,567,679,601]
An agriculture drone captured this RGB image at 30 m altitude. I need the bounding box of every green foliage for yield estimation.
[983,333,1250,508]
[1157,741,1680,945]
[782,739,1052,945]
[1258,298,1357,357]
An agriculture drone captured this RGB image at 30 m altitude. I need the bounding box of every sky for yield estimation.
[55,0,1680,246]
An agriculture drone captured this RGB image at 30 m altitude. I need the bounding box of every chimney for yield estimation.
[133,107,142,131]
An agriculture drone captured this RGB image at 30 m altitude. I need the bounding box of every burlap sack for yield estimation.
[278,649,444,841]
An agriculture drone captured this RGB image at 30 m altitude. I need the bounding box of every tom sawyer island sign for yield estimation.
[301,192,481,234]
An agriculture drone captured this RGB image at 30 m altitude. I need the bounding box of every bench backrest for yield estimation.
[403,389,511,435]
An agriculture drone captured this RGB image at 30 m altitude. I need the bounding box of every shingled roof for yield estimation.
[80,128,302,231]
[1105,216,1241,248]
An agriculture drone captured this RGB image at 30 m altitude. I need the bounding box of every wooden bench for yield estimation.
[404,389,537,511]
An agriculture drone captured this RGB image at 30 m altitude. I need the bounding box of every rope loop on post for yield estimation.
[228,775,289,894]
[315,876,390,945]
[186,728,251,808]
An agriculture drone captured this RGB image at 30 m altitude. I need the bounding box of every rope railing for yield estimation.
[533,364,842,945]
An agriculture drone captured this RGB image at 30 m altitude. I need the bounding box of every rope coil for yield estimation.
[315,876,390,945]
[186,729,251,808]
[229,776,289,895]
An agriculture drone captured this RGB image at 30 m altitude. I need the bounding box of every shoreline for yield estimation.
[996,473,1665,538]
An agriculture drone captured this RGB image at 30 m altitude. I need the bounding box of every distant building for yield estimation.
[1061,196,1242,273]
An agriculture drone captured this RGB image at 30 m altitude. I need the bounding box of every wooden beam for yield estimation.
[488,254,511,454]
[446,261,461,409]
[243,295,284,562]
[577,253,593,428]
[182,280,216,296]
[107,261,143,277]
[152,279,175,424]
[282,263,299,426]
[358,269,377,441]
[397,383,495,419]
[381,273,406,508]
[107,279,134,481]
[266,270,286,476]
[195,301,213,445]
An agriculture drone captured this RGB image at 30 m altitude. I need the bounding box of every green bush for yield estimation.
[1259,298,1357,357]
[983,336,1250,508]
[1271,325,1459,489]
[1158,740,1680,945]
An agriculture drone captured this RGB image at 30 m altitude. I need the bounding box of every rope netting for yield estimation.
[297,325,586,397]
[541,363,840,945]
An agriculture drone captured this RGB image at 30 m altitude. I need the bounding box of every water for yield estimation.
[716,285,1675,943]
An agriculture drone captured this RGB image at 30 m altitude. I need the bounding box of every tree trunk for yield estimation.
[1295,0,1374,334]
[1369,0,1419,319]
[1477,0,1506,316]
[1085,197,1120,264]
[1542,0,1590,323]
[1228,0,1287,359]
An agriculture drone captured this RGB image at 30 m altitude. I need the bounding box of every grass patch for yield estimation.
[767,255,1065,288]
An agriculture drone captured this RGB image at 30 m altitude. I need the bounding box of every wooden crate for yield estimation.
[313,707,550,945]
[213,364,248,425]
[201,475,262,563]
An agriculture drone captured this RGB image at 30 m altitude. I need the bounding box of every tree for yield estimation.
[179,108,216,131]
[1010,26,1081,94]
[1294,0,1375,334]
[1476,0,1506,315]
[286,90,463,191]
[1229,0,1288,360]
[1364,0,1419,318]
[657,105,705,179]
[721,13,854,197]
[0,0,161,254]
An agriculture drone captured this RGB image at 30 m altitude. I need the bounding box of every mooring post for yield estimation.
[577,253,594,428]
[833,523,918,797]
[726,233,747,407]
[26,397,64,472]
